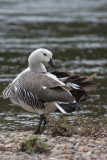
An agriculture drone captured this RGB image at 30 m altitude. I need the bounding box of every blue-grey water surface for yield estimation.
[0,0,107,131]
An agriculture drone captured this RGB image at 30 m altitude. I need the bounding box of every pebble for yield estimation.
[95,140,102,144]
[79,146,92,152]
[88,143,95,147]
[0,145,7,151]
[70,140,77,145]
[5,143,14,148]
[4,151,13,155]
[86,151,92,156]
[0,131,107,160]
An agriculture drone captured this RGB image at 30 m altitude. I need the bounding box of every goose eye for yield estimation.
[43,53,47,56]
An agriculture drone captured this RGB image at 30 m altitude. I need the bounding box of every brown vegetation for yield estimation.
[47,115,107,138]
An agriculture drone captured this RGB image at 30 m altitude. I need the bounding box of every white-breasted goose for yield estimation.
[3,48,96,134]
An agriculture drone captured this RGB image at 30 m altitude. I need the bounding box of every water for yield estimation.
[0,0,107,131]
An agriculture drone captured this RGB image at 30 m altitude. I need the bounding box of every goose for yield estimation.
[3,48,96,134]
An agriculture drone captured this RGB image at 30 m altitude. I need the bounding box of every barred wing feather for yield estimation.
[16,84,45,109]
[2,83,13,99]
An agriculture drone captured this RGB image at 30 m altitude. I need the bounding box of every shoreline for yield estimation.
[0,131,107,160]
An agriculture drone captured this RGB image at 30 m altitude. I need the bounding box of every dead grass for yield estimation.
[47,115,107,138]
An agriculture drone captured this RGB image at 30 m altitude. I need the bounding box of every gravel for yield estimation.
[0,131,107,160]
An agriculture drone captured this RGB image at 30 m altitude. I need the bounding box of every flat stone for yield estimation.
[70,140,77,145]
[89,139,94,143]
[95,140,102,144]
[79,146,92,152]
[5,143,14,148]
[62,154,71,158]
[4,151,13,155]
[86,151,92,156]
[69,137,76,141]
[6,138,14,143]
[0,145,7,151]
[88,143,95,147]
[96,138,102,141]
[50,158,57,160]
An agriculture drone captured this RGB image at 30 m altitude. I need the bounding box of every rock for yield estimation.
[96,138,102,141]
[88,143,95,147]
[79,146,92,152]
[4,151,12,155]
[89,139,94,143]
[95,140,102,144]
[86,151,92,156]
[0,145,7,151]
[62,154,71,159]
[69,137,76,141]
[75,156,81,160]
[91,156,98,159]
[70,144,74,149]
[5,143,14,148]
[6,138,13,143]
[70,140,77,145]
[50,158,57,160]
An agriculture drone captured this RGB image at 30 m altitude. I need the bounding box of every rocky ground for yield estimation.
[0,131,107,160]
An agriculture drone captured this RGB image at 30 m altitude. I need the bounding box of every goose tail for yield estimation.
[64,73,97,93]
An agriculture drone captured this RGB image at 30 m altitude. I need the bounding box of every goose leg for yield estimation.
[34,114,45,134]
[41,116,47,134]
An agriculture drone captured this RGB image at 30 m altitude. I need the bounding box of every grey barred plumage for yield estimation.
[16,83,45,109]
[3,83,12,99]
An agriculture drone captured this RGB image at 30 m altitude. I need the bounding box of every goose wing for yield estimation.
[15,71,75,109]
[3,83,13,99]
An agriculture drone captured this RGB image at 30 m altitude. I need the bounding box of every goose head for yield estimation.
[28,48,54,72]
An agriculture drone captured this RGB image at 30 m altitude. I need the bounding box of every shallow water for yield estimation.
[0,0,107,131]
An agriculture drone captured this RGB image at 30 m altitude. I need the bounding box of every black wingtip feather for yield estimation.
[58,102,82,113]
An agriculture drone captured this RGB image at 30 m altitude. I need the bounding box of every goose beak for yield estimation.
[48,58,54,67]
